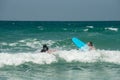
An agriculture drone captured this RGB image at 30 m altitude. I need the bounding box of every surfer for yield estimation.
[87,42,95,50]
[41,44,49,52]
[41,44,56,53]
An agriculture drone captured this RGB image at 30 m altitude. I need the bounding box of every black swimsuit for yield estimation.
[41,47,48,52]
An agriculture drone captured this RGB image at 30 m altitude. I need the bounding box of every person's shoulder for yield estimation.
[92,46,96,50]
[47,49,57,54]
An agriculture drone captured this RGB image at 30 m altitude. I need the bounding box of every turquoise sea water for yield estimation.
[0,21,120,80]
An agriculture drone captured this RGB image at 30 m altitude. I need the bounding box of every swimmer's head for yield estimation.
[87,42,93,46]
[43,44,48,48]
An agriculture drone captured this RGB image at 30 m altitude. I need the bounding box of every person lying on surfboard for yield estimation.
[87,42,96,50]
[72,37,96,51]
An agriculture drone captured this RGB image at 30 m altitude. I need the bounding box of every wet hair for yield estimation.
[88,42,93,46]
[41,44,49,52]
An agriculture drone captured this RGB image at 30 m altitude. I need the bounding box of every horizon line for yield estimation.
[0,20,120,22]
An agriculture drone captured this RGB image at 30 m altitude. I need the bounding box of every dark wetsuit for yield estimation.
[41,45,49,52]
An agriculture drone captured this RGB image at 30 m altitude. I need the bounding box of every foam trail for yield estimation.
[83,29,88,32]
[86,26,94,28]
[105,27,118,32]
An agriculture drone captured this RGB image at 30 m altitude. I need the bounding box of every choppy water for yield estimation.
[0,21,120,80]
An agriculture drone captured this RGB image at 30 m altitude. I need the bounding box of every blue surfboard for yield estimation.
[72,37,88,51]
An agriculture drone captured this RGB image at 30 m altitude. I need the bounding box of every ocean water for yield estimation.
[0,21,120,80]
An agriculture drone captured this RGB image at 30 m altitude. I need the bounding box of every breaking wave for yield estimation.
[0,49,120,67]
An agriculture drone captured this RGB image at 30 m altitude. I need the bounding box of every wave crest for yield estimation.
[0,50,120,67]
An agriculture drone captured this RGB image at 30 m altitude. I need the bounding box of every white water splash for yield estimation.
[83,29,89,32]
[1,39,55,48]
[0,50,120,67]
[105,27,118,32]
[0,53,57,67]
[86,26,94,28]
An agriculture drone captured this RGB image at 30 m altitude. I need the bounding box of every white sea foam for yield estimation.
[0,50,120,67]
[63,28,67,31]
[9,43,17,46]
[0,53,57,67]
[0,39,57,53]
[1,39,55,48]
[86,26,94,28]
[0,42,7,45]
[84,26,94,31]
[83,29,89,32]
[105,27,118,32]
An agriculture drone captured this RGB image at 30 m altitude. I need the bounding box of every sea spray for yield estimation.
[0,50,120,67]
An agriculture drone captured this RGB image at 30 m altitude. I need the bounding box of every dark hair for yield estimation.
[43,44,47,48]
[89,42,93,46]
[41,44,49,52]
